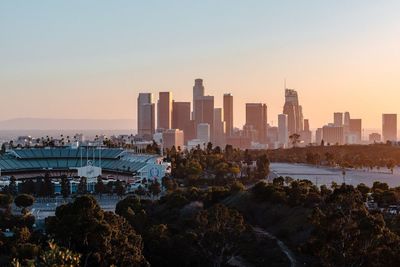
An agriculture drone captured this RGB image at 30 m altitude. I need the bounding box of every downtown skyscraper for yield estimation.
[283,88,303,136]
[157,92,172,130]
[137,93,155,139]
[245,103,267,143]
[223,93,234,137]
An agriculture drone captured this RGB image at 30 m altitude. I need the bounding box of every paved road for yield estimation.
[253,226,297,267]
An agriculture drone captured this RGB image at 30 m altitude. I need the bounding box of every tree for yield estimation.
[149,181,161,200]
[60,175,70,199]
[77,177,87,195]
[255,154,270,180]
[308,184,400,266]
[94,176,105,196]
[14,194,34,215]
[9,176,18,196]
[114,180,125,197]
[194,204,246,267]
[43,172,54,197]
[45,195,148,266]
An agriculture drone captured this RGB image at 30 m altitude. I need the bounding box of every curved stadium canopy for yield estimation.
[0,148,151,175]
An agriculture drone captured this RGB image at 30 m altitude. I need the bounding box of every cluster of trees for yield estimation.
[166,143,270,187]
[2,174,54,197]
[268,144,399,172]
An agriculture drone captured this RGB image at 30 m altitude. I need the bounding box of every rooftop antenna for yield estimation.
[284,78,287,90]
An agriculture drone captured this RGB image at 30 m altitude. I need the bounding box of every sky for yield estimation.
[1,0,400,130]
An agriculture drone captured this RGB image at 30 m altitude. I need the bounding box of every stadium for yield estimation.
[0,147,169,193]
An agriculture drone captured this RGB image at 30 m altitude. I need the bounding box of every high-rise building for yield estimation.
[197,123,210,144]
[223,93,234,137]
[349,119,362,143]
[283,88,303,135]
[382,114,397,142]
[157,92,172,130]
[192,79,205,120]
[301,119,312,145]
[344,112,351,126]
[246,103,268,143]
[162,129,184,149]
[137,93,155,139]
[172,101,193,144]
[194,95,214,139]
[213,108,225,146]
[334,112,343,126]
[322,125,344,145]
[278,114,288,148]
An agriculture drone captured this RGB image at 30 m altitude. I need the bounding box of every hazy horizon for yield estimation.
[1,1,400,129]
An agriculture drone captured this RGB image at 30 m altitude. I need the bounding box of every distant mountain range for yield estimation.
[0,118,136,130]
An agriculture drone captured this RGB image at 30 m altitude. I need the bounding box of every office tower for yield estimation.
[246,103,268,143]
[197,123,210,144]
[334,112,343,126]
[369,133,381,143]
[283,88,303,135]
[162,129,184,149]
[137,93,155,139]
[278,114,288,148]
[192,79,205,120]
[223,93,234,137]
[316,128,323,145]
[213,108,225,146]
[301,119,312,145]
[322,125,344,145]
[382,114,397,142]
[349,119,362,143]
[194,95,214,139]
[172,101,192,143]
[157,92,172,130]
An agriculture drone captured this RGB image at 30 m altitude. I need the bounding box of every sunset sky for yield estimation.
[1,1,399,130]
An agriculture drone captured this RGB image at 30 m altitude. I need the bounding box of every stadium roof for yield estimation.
[0,148,153,174]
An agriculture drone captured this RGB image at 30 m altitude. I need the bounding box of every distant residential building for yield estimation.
[267,125,278,145]
[223,93,234,137]
[334,112,343,126]
[278,114,288,148]
[369,133,381,143]
[157,92,172,130]
[162,129,184,149]
[349,118,362,143]
[213,108,225,147]
[322,125,344,145]
[197,123,210,144]
[137,93,155,139]
[382,114,397,142]
[246,103,267,143]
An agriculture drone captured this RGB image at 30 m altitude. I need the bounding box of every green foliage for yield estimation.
[46,195,147,266]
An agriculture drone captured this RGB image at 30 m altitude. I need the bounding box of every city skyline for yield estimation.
[1,1,400,129]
